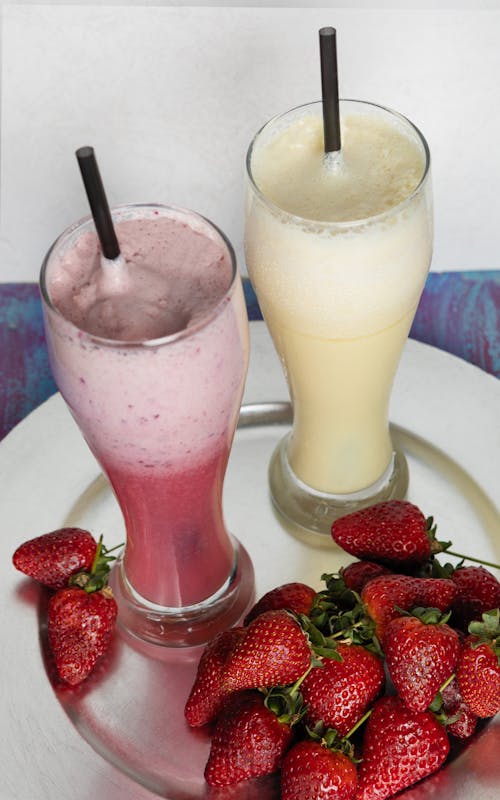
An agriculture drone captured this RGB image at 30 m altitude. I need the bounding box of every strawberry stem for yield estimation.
[345,708,373,740]
[438,672,456,694]
[444,549,500,571]
[101,541,124,555]
[290,663,315,693]
[428,515,500,571]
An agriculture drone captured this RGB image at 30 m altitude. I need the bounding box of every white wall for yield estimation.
[1,2,500,281]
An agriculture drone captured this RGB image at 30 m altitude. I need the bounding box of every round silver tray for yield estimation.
[2,322,500,799]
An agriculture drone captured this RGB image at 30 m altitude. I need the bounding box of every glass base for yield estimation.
[269,434,409,538]
[109,537,255,647]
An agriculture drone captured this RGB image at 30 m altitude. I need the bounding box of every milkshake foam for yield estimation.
[48,211,233,341]
[245,100,432,495]
[251,110,424,222]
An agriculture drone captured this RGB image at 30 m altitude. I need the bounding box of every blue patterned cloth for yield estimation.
[1,273,499,440]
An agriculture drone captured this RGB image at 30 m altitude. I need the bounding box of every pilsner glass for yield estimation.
[245,100,432,536]
[40,203,254,645]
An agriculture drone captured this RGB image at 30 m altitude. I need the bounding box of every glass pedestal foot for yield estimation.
[269,434,409,539]
[110,538,255,647]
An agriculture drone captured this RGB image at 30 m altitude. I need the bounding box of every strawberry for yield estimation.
[43,533,120,685]
[47,585,118,685]
[12,527,97,590]
[223,610,312,692]
[184,627,245,727]
[450,565,500,630]
[355,695,450,800]
[281,738,358,800]
[439,677,478,739]
[383,609,460,711]
[340,561,391,593]
[301,644,384,736]
[244,582,317,625]
[360,574,457,639]
[331,501,435,569]
[204,689,297,786]
[456,609,500,717]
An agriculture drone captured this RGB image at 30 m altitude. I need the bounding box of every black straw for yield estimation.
[319,27,341,154]
[75,146,121,260]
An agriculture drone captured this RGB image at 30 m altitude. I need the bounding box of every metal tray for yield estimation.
[2,322,499,800]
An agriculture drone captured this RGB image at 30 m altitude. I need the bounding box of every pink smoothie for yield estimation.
[41,205,249,608]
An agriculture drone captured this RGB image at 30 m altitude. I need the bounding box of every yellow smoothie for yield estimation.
[245,102,432,494]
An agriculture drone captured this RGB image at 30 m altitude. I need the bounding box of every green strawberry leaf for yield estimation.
[468,608,500,643]
[68,535,123,593]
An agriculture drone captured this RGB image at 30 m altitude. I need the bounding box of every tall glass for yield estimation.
[40,204,254,645]
[245,100,432,536]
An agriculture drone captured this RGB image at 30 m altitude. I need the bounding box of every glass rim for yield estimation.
[245,98,431,230]
[39,202,239,348]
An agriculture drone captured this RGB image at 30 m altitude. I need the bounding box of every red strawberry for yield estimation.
[355,695,450,800]
[281,739,358,800]
[450,565,500,630]
[223,610,312,692]
[301,644,384,736]
[456,610,500,718]
[361,574,457,639]
[244,582,317,625]
[47,585,118,685]
[184,627,245,727]
[331,501,434,569]
[417,577,458,611]
[12,528,97,590]
[383,609,460,711]
[204,690,295,786]
[440,677,478,739]
[340,561,391,593]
